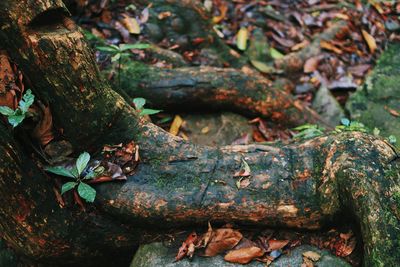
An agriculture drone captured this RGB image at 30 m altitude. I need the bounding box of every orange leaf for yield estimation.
[212,5,228,24]
[204,228,243,256]
[120,13,140,34]
[267,239,289,252]
[361,29,376,54]
[224,247,265,264]
[385,106,400,117]
[320,40,342,54]
[169,115,183,136]
[303,56,320,73]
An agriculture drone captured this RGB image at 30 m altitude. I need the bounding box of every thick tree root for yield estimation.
[118,62,329,127]
[0,1,399,266]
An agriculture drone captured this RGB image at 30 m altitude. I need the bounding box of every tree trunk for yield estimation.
[0,1,399,266]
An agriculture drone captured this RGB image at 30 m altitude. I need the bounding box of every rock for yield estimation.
[130,242,350,267]
[181,112,253,146]
[346,43,400,148]
[312,86,345,126]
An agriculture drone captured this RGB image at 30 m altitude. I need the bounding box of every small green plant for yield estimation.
[45,152,102,203]
[96,43,150,89]
[132,97,161,116]
[292,124,325,139]
[0,89,34,127]
[334,118,368,133]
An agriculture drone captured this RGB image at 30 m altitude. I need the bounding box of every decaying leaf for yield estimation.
[320,40,342,54]
[303,56,320,73]
[234,158,251,177]
[213,4,228,24]
[158,11,172,20]
[169,115,183,136]
[224,246,265,264]
[236,177,251,189]
[196,222,213,248]
[175,232,198,261]
[303,251,321,262]
[204,228,243,257]
[361,29,377,53]
[267,239,289,252]
[32,102,54,146]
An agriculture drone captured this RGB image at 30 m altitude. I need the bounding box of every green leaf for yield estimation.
[388,135,397,144]
[341,118,350,126]
[139,108,162,116]
[45,166,76,178]
[269,47,284,59]
[76,152,90,176]
[293,124,316,131]
[0,106,15,116]
[78,183,96,203]
[96,46,119,53]
[120,43,150,51]
[8,114,26,127]
[111,53,121,62]
[19,89,35,113]
[133,97,146,110]
[61,182,77,194]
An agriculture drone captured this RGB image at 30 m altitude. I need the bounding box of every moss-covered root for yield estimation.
[331,134,400,266]
[118,62,329,127]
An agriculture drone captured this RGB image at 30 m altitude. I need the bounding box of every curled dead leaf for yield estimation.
[32,102,54,146]
[361,29,377,54]
[224,246,265,264]
[267,239,289,252]
[303,251,321,262]
[169,115,183,136]
[204,228,243,257]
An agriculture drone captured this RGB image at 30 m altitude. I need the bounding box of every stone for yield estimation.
[130,242,350,267]
[346,43,400,148]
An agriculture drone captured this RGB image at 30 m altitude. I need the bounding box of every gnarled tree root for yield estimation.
[117,62,329,127]
[0,1,399,266]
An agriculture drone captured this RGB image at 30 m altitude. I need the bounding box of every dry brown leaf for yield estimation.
[336,237,356,257]
[204,228,243,257]
[361,29,377,54]
[169,115,183,136]
[303,57,320,73]
[224,247,265,264]
[267,239,289,252]
[33,103,54,146]
[320,40,342,54]
[303,251,321,261]
[196,222,213,248]
[302,256,314,267]
[175,232,198,261]
[236,177,251,189]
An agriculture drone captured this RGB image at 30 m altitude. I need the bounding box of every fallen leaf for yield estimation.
[304,56,320,73]
[213,4,228,23]
[236,27,248,51]
[196,222,213,248]
[269,47,284,59]
[385,106,400,117]
[224,247,265,264]
[32,103,54,146]
[201,126,210,134]
[236,177,251,189]
[361,29,377,54]
[120,13,140,34]
[175,232,198,261]
[204,228,243,256]
[320,40,342,54]
[267,239,289,252]
[169,115,183,136]
[234,159,251,177]
[335,236,356,257]
[250,60,275,73]
[303,251,321,261]
[158,11,172,20]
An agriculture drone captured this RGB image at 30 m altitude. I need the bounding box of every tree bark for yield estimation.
[0,1,399,266]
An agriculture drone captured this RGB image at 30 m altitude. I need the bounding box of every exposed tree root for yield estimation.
[0,1,399,266]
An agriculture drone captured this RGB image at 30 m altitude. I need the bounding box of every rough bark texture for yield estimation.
[117,62,329,127]
[0,1,399,266]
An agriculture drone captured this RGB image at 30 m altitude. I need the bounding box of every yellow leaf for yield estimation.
[236,27,248,51]
[169,115,183,136]
[250,60,275,73]
[120,14,140,34]
[361,29,377,54]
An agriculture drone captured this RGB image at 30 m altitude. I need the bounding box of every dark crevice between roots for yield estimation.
[28,8,76,33]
